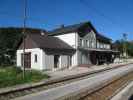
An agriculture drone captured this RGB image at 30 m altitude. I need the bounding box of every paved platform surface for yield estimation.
[15,64,133,100]
[45,62,129,78]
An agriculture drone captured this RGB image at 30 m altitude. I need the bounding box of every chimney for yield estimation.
[61,24,65,28]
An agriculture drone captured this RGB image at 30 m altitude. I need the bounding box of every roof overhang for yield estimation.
[78,47,119,53]
[43,48,76,55]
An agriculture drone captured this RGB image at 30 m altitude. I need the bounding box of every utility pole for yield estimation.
[22,0,27,79]
[123,33,127,62]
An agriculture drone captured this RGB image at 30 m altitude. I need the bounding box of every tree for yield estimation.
[0,27,43,66]
[113,40,133,57]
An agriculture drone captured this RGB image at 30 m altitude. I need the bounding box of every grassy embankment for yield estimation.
[0,66,49,88]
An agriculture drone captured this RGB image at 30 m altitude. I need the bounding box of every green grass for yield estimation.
[0,66,49,88]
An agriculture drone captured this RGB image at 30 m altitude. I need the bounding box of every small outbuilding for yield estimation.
[16,32,75,71]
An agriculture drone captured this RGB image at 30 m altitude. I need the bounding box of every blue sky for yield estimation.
[0,0,133,41]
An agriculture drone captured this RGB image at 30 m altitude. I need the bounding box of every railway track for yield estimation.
[80,71,133,100]
[0,64,131,100]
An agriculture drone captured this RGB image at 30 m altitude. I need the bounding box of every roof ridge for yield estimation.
[48,21,90,36]
[49,21,90,31]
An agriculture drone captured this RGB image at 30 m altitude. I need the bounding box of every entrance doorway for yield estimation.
[21,53,31,68]
[54,55,60,68]
[90,51,97,64]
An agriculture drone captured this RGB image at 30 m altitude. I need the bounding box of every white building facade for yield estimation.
[55,30,97,66]
[17,21,116,71]
[17,48,70,70]
[50,22,112,66]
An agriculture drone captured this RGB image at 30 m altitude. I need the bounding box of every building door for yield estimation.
[21,53,31,68]
[67,55,72,67]
[54,55,60,68]
[90,51,97,65]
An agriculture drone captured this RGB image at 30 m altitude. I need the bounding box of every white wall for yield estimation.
[55,32,77,48]
[16,48,44,70]
[55,32,79,67]
[81,52,89,64]
[55,31,96,67]
[78,30,96,49]
[17,48,72,71]
[44,53,54,70]
[97,41,111,49]
[71,51,78,67]
[77,50,90,65]
[77,50,82,65]
[44,54,71,70]
[60,55,68,69]
[76,30,96,65]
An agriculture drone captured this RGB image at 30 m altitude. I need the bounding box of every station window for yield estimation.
[82,39,84,47]
[35,54,37,63]
[79,39,82,46]
[86,40,88,47]
[88,40,90,47]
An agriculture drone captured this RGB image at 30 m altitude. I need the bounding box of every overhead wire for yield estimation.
[79,0,125,30]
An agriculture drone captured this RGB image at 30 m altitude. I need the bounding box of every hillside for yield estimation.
[0,27,45,66]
